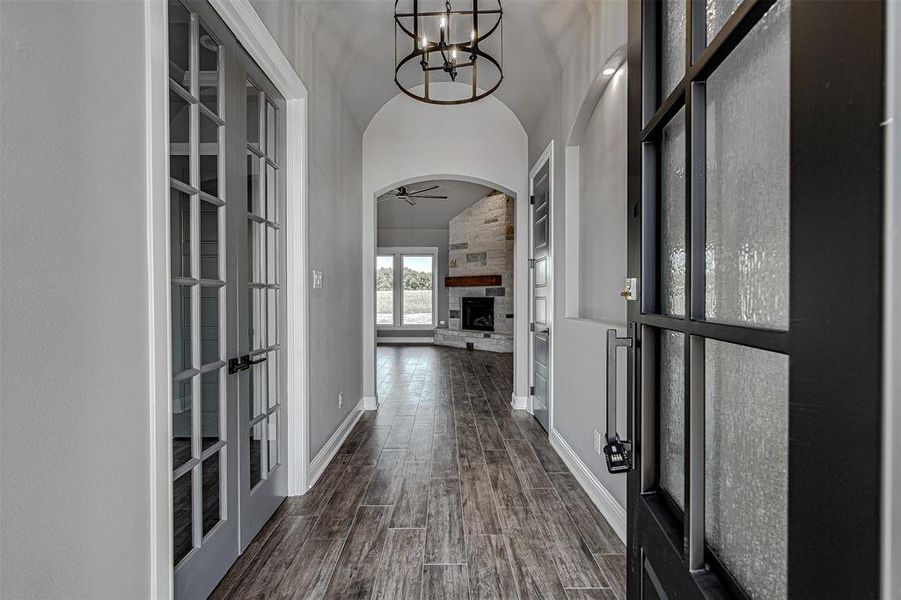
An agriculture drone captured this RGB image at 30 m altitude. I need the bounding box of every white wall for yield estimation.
[250,0,365,458]
[525,0,630,513]
[0,1,152,596]
[362,84,530,402]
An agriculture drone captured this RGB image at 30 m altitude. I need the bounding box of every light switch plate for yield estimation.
[312,270,323,289]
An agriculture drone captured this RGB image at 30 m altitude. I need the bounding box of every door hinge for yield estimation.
[528,258,536,268]
[530,385,535,395]
[530,322,535,332]
[530,195,535,205]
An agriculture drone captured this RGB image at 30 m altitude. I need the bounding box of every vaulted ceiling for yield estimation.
[295,0,592,132]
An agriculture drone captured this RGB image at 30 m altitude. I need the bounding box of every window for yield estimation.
[376,248,437,327]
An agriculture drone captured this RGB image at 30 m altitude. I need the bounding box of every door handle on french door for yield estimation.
[228,354,267,375]
[246,355,267,366]
[604,327,635,474]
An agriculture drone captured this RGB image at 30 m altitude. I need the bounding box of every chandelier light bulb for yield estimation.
[440,16,446,29]
[603,67,616,75]
[452,47,458,60]
[471,29,476,41]
[421,35,427,49]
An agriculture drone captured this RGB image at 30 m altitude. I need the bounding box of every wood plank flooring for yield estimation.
[211,345,625,599]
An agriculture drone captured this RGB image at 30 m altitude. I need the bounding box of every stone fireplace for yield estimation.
[434,191,514,353]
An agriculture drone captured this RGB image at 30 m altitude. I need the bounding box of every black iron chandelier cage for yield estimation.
[394,0,503,105]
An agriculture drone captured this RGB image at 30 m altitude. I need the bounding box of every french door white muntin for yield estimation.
[167,1,288,597]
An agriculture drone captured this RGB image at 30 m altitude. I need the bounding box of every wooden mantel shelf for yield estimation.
[445,275,502,287]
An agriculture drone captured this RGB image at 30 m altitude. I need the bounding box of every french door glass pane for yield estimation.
[267,289,277,347]
[169,90,191,184]
[659,330,684,509]
[171,284,193,373]
[266,165,277,223]
[197,23,219,115]
[173,471,193,565]
[705,1,790,330]
[705,0,744,44]
[705,339,788,600]
[168,0,191,88]
[661,0,686,101]
[199,200,219,280]
[266,226,276,285]
[402,255,433,325]
[249,287,265,351]
[250,361,265,419]
[202,452,221,536]
[247,152,261,214]
[377,255,394,325]
[267,411,278,471]
[170,188,191,279]
[172,379,193,470]
[266,102,277,160]
[199,114,219,197]
[200,286,219,364]
[661,110,685,317]
[249,422,263,488]
[247,83,261,150]
[201,370,220,451]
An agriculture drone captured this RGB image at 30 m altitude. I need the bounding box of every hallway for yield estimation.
[211,346,625,599]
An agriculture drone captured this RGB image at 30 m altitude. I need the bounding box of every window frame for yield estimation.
[376,246,439,329]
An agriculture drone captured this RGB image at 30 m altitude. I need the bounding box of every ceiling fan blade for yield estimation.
[409,194,448,199]
[407,185,439,195]
[404,198,417,206]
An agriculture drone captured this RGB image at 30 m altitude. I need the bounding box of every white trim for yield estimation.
[149,1,310,595]
[528,141,555,433]
[362,396,379,410]
[550,427,627,544]
[884,3,900,597]
[307,399,364,488]
[378,337,435,344]
[145,0,173,595]
[511,394,530,411]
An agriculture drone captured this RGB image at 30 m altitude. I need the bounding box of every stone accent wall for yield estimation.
[445,192,515,339]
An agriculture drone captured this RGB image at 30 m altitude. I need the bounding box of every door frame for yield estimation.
[144,0,310,595]
[528,140,555,429]
[625,0,884,598]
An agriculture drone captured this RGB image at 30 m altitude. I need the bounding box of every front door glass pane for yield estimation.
[377,255,394,325]
[705,1,790,330]
[402,255,433,325]
[659,330,684,509]
[705,339,788,600]
[705,0,744,44]
[661,110,685,317]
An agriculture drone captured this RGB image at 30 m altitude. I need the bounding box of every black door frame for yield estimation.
[625,0,884,597]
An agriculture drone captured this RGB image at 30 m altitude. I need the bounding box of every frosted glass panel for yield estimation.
[705,1,789,330]
[661,110,686,317]
[659,331,684,509]
[705,340,788,600]
[661,0,686,101]
[705,0,744,43]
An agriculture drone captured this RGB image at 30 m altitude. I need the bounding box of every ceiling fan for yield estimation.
[378,185,448,206]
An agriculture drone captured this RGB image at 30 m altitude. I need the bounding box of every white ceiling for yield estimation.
[295,0,591,132]
[377,179,493,229]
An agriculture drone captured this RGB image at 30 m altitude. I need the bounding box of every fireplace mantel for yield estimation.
[445,275,502,288]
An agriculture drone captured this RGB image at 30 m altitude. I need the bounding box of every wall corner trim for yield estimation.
[511,394,530,411]
[307,399,364,489]
[362,395,379,410]
[550,427,627,544]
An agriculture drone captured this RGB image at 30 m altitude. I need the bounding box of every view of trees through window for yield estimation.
[376,253,434,326]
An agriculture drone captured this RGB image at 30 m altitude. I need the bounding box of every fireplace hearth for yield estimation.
[462,297,495,332]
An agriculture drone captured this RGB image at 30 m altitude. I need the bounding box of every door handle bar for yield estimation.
[606,328,633,441]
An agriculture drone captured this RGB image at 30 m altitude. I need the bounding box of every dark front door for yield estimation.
[624,1,884,598]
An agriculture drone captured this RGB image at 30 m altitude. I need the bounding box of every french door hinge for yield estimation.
[530,385,535,395]
[530,195,535,205]
[528,258,536,268]
[530,322,535,332]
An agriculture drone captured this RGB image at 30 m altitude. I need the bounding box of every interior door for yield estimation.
[168,1,238,597]
[169,2,288,597]
[623,1,884,598]
[530,159,551,432]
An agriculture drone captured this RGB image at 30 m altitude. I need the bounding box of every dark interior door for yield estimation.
[625,1,884,598]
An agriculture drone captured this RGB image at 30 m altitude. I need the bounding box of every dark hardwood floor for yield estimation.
[211,345,625,599]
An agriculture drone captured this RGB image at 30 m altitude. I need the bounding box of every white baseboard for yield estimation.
[377,337,434,344]
[550,427,627,544]
[307,398,363,490]
[362,395,379,410]
[511,393,530,411]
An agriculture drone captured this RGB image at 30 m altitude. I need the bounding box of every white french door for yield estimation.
[167,1,286,597]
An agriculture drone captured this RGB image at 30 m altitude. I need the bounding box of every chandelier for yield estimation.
[394,0,503,105]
